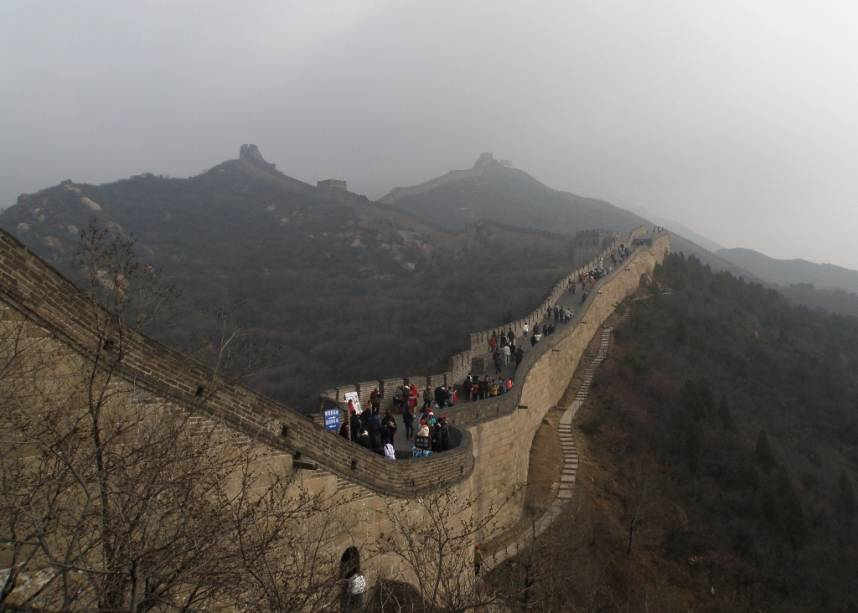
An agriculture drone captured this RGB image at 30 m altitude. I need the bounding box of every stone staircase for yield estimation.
[486,326,613,569]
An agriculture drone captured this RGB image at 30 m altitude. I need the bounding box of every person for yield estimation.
[423,385,432,410]
[502,343,511,366]
[504,377,514,393]
[367,411,382,451]
[436,416,451,451]
[489,333,497,353]
[381,410,397,445]
[383,442,396,460]
[355,426,369,448]
[474,545,483,577]
[530,333,538,347]
[349,409,361,443]
[523,322,529,337]
[346,570,367,611]
[413,420,432,457]
[339,420,350,440]
[493,350,502,374]
[370,388,381,415]
[402,402,414,440]
[463,375,473,402]
[515,346,524,367]
[478,377,489,400]
[450,386,459,405]
[507,328,514,345]
[408,384,418,413]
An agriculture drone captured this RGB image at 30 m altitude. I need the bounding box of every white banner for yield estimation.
[344,391,363,414]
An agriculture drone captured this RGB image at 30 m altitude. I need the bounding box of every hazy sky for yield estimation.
[3,1,857,267]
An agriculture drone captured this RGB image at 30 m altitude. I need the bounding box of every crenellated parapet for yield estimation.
[0,230,474,498]
[0,225,668,503]
[319,226,660,416]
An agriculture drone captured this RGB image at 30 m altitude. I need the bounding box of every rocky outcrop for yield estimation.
[239,144,275,169]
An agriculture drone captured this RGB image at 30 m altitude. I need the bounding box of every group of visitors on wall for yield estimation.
[334,241,634,459]
[338,383,456,459]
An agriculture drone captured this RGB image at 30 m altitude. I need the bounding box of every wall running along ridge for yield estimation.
[320,226,652,416]
[0,226,668,597]
[0,228,667,502]
[0,230,472,497]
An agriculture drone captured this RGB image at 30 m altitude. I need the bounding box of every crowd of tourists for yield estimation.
[335,241,635,459]
[338,383,455,459]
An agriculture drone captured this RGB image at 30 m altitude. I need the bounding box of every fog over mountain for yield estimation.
[3,1,858,268]
[718,247,858,294]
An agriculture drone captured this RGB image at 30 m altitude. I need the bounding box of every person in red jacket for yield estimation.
[408,384,418,412]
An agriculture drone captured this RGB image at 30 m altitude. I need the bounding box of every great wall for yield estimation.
[0,224,670,602]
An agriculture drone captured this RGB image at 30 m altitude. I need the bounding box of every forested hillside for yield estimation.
[492,254,858,612]
[0,147,584,410]
[382,154,647,234]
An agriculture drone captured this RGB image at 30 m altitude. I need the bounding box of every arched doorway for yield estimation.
[340,546,360,579]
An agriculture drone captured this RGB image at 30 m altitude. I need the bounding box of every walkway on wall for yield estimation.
[389,278,603,456]
[483,325,614,570]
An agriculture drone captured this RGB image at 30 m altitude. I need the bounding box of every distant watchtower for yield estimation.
[317,179,348,192]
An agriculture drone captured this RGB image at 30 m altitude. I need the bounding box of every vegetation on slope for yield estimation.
[0,149,584,411]
[382,154,647,235]
[491,254,858,612]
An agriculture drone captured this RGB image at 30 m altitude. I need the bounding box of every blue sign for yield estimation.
[324,409,341,432]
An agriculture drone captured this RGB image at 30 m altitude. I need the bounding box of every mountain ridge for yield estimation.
[718,247,858,294]
[0,146,594,411]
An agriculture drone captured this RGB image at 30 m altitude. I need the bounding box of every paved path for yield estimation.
[484,325,613,570]
[388,280,596,456]
[388,252,628,457]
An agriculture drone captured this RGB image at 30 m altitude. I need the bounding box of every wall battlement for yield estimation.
[0,225,669,602]
[0,226,667,503]
[0,230,473,498]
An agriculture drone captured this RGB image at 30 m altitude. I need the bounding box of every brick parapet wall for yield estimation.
[442,232,668,430]
[0,231,474,498]
[320,226,650,409]
[0,227,666,504]
[464,232,670,536]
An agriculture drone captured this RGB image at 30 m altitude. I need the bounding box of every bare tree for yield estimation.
[373,486,513,612]
[0,224,343,611]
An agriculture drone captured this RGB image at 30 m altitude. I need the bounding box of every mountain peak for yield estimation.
[239,144,274,168]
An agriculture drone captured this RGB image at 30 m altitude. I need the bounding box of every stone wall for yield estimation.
[461,234,669,533]
[0,226,668,598]
[0,231,473,498]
